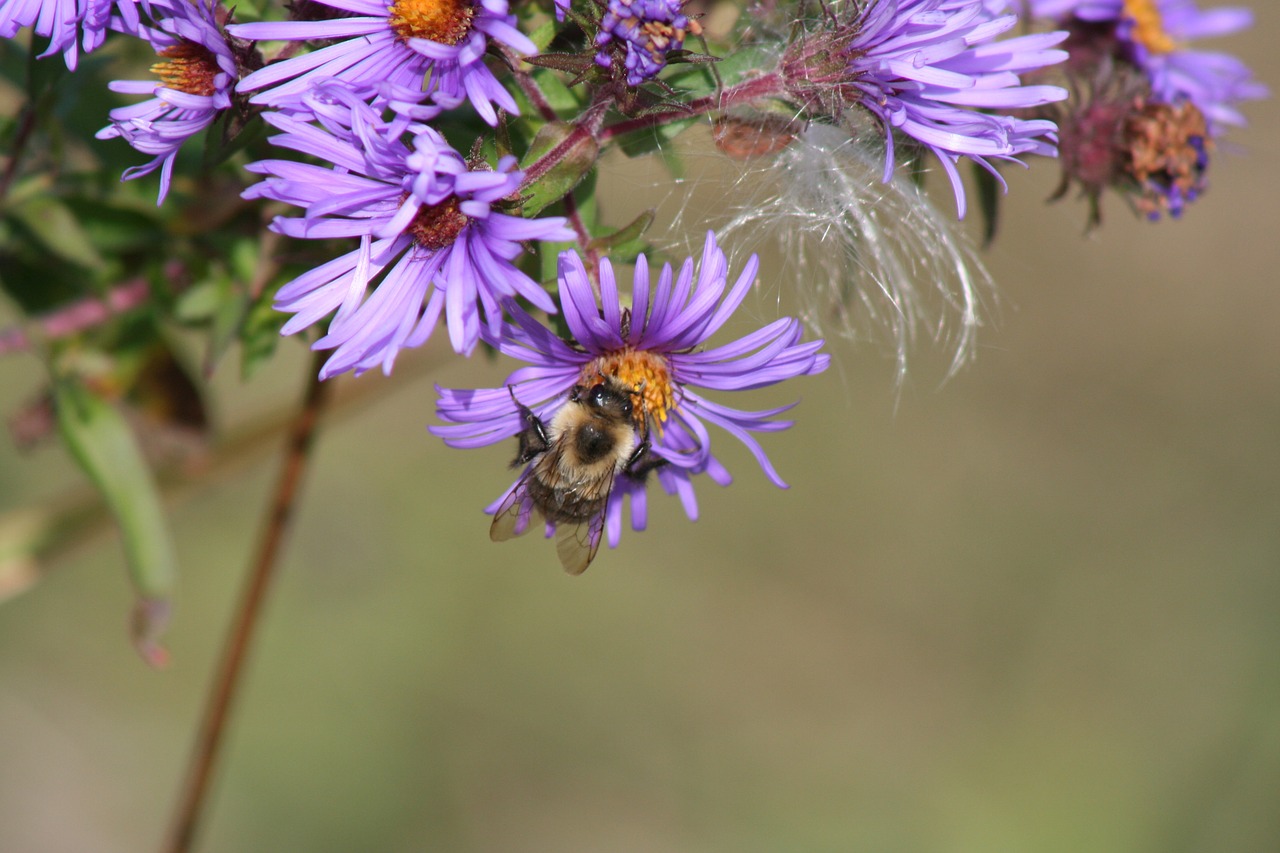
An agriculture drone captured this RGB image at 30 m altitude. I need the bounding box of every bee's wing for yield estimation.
[554,510,606,575]
[553,466,614,575]
[490,473,538,542]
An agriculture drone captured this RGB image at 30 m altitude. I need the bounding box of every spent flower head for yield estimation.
[243,82,572,377]
[95,0,237,204]
[1030,0,1266,130]
[228,0,534,125]
[1029,0,1264,222]
[780,0,1070,217]
[433,231,829,552]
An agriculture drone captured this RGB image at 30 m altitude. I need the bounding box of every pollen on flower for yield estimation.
[1123,0,1177,55]
[585,348,676,431]
[388,0,475,46]
[151,43,219,96]
[1124,98,1210,218]
[408,197,468,249]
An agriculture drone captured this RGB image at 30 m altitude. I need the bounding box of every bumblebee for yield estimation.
[491,375,662,573]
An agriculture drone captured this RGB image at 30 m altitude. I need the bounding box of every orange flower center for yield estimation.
[584,347,677,433]
[1123,0,1177,55]
[388,0,475,46]
[151,43,220,96]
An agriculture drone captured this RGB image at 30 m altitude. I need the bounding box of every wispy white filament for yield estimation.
[719,124,993,382]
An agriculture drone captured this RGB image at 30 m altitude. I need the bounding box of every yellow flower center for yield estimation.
[584,347,677,434]
[151,43,219,96]
[387,0,475,46]
[1123,0,1177,55]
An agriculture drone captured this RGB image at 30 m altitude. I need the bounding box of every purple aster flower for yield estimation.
[594,0,696,86]
[780,0,1070,217]
[0,0,136,69]
[94,0,236,204]
[433,231,830,563]
[1028,0,1266,131]
[243,82,572,377]
[227,0,534,126]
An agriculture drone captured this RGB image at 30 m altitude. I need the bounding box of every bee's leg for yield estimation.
[623,440,667,482]
[508,386,550,464]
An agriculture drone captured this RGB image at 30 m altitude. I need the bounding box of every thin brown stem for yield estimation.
[161,351,332,853]
[562,190,599,281]
[0,102,38,201]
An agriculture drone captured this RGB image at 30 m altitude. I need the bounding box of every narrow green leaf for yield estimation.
[527,19,557,52]
[54,378,176,666]
[240,286,286,380]
[970,160,1002,247]
[7,194,106,271]
[588,209,654,263]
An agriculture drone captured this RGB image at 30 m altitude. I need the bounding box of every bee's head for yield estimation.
[574,375,636,422]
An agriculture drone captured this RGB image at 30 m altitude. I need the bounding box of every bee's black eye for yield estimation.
[590,384,609,406]
[621,400,633,417]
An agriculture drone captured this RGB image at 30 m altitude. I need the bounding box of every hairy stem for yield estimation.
[161,351,332,853]
[599,72,787,142]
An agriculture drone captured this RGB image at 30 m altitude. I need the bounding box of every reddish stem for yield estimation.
[599,72,787,143]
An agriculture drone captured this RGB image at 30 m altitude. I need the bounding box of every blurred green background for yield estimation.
[3,12,1280,853]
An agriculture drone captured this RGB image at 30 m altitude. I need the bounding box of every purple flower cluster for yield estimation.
[95,0,237,204]
[595,0,693,86]
[0,0,136,69]
[244,83,572,376]
[434,232,829,548]
[783,0,1070,217]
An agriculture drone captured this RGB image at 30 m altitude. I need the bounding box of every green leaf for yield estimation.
[173,280,221,323]
[240,285,286,380]
[527,19,559,52]
[206,271,250,375]
[588,209,654,263]
[54,378,176,666]
[532,66,583,113]
[970,160,1002,247]
[519,122,600,216]
[6,194,106,272]
[64,196,163,255]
